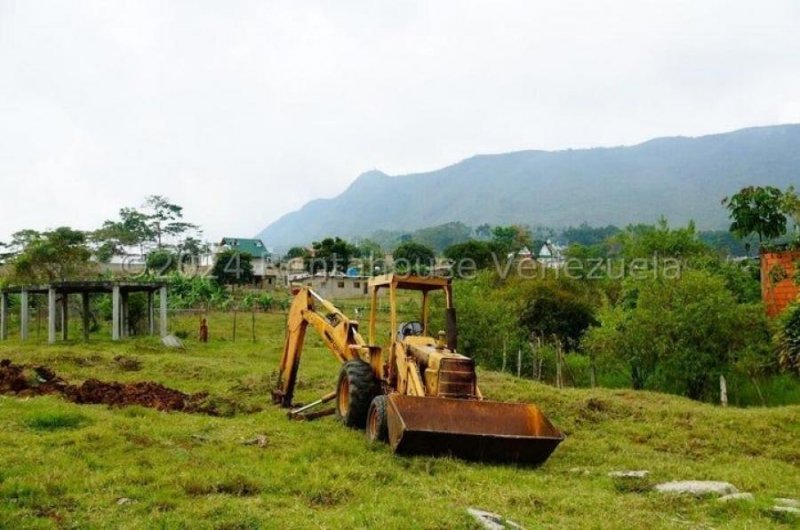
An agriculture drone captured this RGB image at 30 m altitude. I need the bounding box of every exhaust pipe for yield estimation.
[385,394,564,465]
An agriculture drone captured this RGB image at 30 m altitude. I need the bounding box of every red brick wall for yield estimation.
[761,250,800,317]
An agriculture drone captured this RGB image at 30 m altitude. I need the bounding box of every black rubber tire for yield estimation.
[336,360,379,429]
[366,395,389,443]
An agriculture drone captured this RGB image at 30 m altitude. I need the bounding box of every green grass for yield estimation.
[23,411,89,432]
[0,311,798,528]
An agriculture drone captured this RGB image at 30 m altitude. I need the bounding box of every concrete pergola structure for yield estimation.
[0,281,167,343]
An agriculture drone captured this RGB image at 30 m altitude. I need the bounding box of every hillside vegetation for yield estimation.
[259,125,800,248]
[1,312,798,529]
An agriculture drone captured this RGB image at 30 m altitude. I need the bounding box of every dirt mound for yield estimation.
[0,359,69,395]
[0,359,226,415]
[64,379,203,412]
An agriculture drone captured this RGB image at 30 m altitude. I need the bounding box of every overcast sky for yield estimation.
[2,0,799,244]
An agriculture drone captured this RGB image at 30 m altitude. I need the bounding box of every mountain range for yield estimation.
[257,124,800,249]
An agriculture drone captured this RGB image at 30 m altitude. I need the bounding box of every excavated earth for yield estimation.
[0,359,224,415]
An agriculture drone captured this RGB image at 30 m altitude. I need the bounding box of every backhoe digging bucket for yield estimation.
[386,394,564,465]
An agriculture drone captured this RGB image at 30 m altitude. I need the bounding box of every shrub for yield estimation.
[584,270,770,400]
[776,303,800,374]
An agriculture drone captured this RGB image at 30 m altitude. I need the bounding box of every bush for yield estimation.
[584,270,771,401]
[519,282,597,350]
[776,303,800,374]
[146,250,177,275]
[168,274,229,310]
[392,241,435,273]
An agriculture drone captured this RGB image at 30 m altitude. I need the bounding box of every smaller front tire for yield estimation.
[366,395,389,443]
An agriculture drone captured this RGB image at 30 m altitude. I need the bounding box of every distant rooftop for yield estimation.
[219,237,269,258]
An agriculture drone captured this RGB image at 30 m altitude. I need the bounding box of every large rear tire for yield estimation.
[336,360,378,428]
[366,395,389,443]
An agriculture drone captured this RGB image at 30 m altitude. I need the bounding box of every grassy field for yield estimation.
[0,310,799,529]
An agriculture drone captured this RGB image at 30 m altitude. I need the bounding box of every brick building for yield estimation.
[761,249,800,317]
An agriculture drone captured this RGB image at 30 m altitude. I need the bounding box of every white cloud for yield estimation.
[1,0,799,242]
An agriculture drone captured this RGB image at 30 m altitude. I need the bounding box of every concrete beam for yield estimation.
[112,285,120,341]
[48,288,57,344]
[20,290,29,341]
[159,286,168,337]
[0,292,8,340]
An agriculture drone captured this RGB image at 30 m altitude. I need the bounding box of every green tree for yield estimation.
[723,186,787,245]
[614,218,708,260]
[10,227,94,283]
[392,241,435,272]
[444,240,495,270]
[307,237,357,273]
[781,186,800,243]
[491,225,531,255]
[584,270,769,400]
[285,246,310,260]
[475,224,492,240]
[449,271,523,369]
[211,250,254,286]
[142,195,199,248]
[93,207,153,260]
[356,239,383,259]
[146,249,177,275]
[94,195,201,260]
[519,282,597,350]
[354,239,385,275]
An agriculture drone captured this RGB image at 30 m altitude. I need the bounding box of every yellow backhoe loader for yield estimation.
[272,274,563,464]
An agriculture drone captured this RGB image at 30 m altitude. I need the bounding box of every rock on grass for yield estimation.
[654,481,738,497]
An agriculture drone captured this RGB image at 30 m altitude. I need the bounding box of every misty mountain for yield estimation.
[257,125,800,248]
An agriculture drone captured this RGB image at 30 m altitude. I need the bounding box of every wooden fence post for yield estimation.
[720,375,728,407]
[232,307,237,342]
[555,337,563,389]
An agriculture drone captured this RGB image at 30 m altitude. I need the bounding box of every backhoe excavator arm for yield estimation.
[272,288,380,408]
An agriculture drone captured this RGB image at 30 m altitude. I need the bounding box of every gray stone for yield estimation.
[467,508,525,530]
[774,498,800,508]
[718,492,754,502]
[609,470,649,479]
[654,480,738,496]
[161,334,184,348]
[771,506,800,517]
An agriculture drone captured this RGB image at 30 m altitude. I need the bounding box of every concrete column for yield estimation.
[61,293,69,341]
[0,293,8,340]
[159,286,168,337]
[82,292,90,341]
[147,290,155,336]
[121,291,129,338]
[112,285,120,341]
[20,289,29,341]
[48,288,57,344]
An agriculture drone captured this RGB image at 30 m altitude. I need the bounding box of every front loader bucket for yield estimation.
[385,394,564,465]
